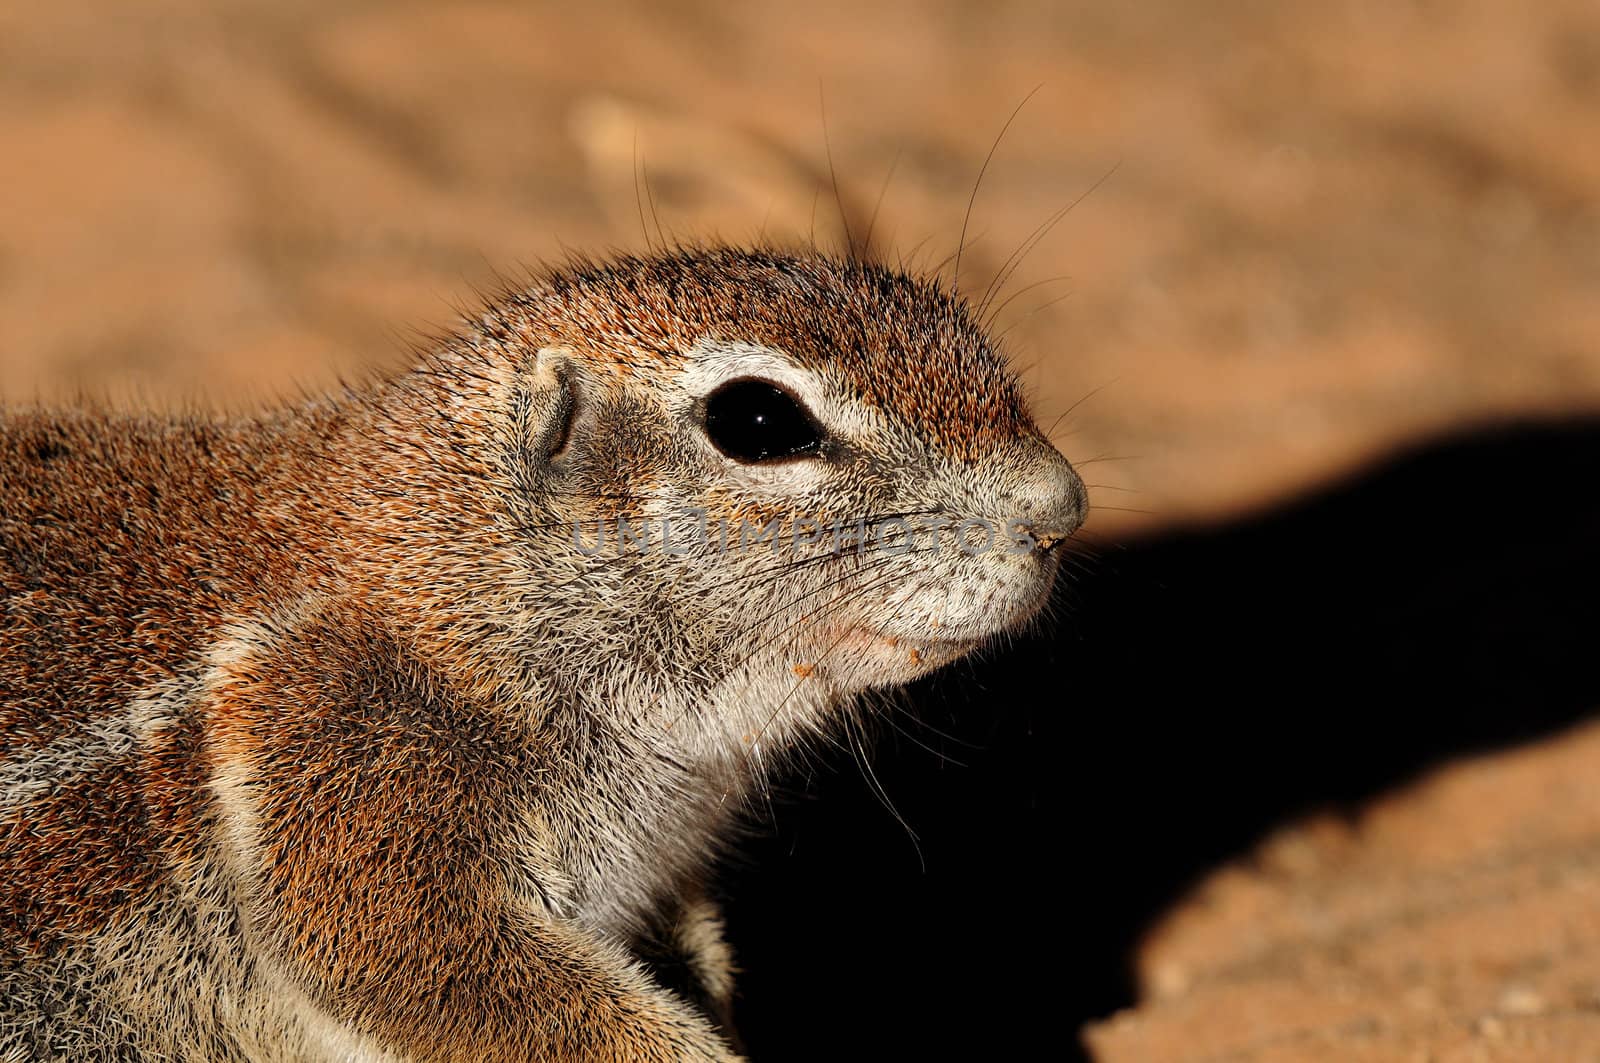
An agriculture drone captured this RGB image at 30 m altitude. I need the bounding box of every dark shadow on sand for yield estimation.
[719,415,1600,1062]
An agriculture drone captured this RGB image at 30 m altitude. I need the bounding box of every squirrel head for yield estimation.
[409,248,1085,755]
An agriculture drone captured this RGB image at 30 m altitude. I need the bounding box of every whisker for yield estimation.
[863,148,902,260]
[983,274,1074,334]
[892,702,986,750]
[710,551,914,675]
[871,689,970,768]
[668,555,918,738]
[640,157,666,248]
[978,160,1121,322]
[1043,381,1115,440]
[632,134,651,252]
[954,85,1041,292]
[847,709,924,869]
[818,85,855,258]
[995,291,1075,343]
[738,560,937,779]
[681,508,944,604]
[1066,454,1140,466]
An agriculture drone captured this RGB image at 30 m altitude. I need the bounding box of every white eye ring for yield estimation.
[678,340,834,495]
[679,340,826,409]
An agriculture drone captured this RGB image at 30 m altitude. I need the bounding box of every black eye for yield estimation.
[702,379,825,464]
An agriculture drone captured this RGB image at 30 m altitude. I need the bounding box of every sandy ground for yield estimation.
[2,2,1599,1057]
[1086,721,1600,1062]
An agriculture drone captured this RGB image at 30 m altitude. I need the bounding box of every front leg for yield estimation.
[203,615,740,1062]
[634,889,739,1040]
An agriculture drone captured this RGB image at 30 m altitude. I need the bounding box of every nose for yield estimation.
[1015,448,1088,551]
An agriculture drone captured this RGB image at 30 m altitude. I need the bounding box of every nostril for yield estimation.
[1030,529,1071,553]
[1018,453,1088,552]
[1019,524,1074,554]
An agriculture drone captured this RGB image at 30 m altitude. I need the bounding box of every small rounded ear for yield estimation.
[509,347,579,487]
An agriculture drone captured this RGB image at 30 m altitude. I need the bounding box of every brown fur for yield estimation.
[0,248,1086,1060]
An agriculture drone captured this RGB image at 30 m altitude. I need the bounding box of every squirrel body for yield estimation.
[0,249,1086,1060]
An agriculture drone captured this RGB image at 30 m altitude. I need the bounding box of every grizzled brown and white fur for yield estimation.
[0,248,1086,1060]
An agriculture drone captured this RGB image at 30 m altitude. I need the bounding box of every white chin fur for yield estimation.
[805,629,985,690]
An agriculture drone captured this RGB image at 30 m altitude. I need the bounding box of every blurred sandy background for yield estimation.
[4,0,1598,532]
[3,2,1600,1059]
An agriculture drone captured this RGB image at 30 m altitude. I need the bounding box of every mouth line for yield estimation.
[784,627,988,684]
[852,628,986,656]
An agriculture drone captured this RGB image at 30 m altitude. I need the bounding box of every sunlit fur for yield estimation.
[0,247,1086,1060]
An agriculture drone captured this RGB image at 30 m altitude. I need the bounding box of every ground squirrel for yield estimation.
[0,247,1087,1060]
